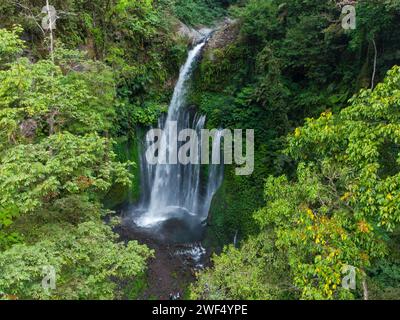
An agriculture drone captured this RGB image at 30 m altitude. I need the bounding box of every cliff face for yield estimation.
[203,18,240,58]
[185,18,260,250]
[176,21,213,45]
[174,17,239,55]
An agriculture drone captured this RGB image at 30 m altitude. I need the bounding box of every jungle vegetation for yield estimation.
[1,0,400,300]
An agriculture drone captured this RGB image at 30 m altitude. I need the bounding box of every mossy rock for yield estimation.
[103,136,141,209]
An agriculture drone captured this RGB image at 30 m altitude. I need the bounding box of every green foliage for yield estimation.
[288,66,400,232]
[193,0,400,250]
[0,221,153,300]
[206,166,261,247]
[191,234,292,300]
[257,166,362,300]
[0,26,24,66]
[131,101,168,125]
[123,272,149,299]
[0,132,131,213]
[0,1,187,106]
[197,0,400,131]
[198,66,400,300]
[0,57,116,145]
[0,27,142,300]
[113,99,167,137]
[257,67,400,299]
[160,0,226,26]
[2,0,400,301]
[0,205,22,250]
[103,137,142,208]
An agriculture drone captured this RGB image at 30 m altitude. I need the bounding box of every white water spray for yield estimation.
[134,36,224,228]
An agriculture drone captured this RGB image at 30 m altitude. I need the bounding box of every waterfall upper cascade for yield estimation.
[131,34,224,241]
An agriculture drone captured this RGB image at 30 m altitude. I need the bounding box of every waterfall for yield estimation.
[133,36,224,230]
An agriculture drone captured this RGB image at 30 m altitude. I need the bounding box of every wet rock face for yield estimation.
[176,22,203,45]
[176,18,238,49]
[177,22,220,45]
[204,18,239,53]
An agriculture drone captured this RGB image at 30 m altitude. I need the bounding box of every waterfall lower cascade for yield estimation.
[131,34,224,243]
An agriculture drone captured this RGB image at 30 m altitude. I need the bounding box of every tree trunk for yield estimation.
[46,0,54,62]
[371,38,377,89]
